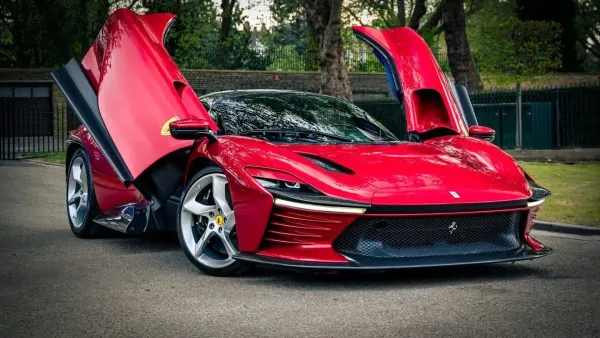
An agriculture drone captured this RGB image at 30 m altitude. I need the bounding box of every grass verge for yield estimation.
[25,152,67,165]
[521,162,600,226]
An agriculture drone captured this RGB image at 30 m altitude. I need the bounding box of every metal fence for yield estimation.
[1,81,598,160]
[356,81,600,150]
[185,45,450,73]
[0,99,79,159]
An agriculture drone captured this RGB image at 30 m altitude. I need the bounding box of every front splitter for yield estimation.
[233,246,553,271]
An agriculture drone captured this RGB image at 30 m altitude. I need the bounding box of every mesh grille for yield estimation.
[333,212,523,259]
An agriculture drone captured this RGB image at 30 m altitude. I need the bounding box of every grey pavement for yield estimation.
[0,160,599,337]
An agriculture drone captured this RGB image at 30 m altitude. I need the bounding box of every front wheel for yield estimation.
[177,167,250,276]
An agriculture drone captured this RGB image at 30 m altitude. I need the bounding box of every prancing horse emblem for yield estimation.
[448,221,458,234]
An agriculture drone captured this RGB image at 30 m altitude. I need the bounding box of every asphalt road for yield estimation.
[1,160,599,337]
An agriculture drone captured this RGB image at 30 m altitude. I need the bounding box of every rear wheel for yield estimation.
[66,149,103,238]
[177,167,250,276]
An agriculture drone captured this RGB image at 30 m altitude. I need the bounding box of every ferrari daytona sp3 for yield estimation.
[52,9,552,276]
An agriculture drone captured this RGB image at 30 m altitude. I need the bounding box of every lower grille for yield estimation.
[333,212,523,259]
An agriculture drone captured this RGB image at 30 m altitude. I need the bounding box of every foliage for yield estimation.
[142,0,220,68]
[575,0,600,68]
[475,17,562,85]
[0,0,580,79]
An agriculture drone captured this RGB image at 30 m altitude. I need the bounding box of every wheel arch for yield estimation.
[185,157,217,186]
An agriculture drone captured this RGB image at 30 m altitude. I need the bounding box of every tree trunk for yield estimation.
[442,0,482,92]
[79,0,90,52]
[396,0,406,27]
[219,0,236,43]
[408,0,426,30]
[301,0,352,100]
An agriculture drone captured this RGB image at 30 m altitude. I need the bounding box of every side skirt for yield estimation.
[93,201,159,234]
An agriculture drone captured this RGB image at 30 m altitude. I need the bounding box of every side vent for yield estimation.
[299,154,354,174]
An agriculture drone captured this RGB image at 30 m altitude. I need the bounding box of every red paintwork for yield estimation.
[245,167,304,183]
[524,207,545,251]
[184,134,536,257]
[469,125,496,136]
[68,126,143,212]
[352,26,468,137]
[169,118,210,130]
[257,206,358,263]
[80,9,215,180]
[68,11,548,264]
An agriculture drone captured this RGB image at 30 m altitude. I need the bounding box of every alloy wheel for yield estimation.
[67,157,89,229]
[180,173,238,269]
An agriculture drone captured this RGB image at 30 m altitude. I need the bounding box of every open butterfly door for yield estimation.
[352,26,469,139]
[52,9,217,187]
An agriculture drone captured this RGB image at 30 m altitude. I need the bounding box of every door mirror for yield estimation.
[469,125,495,142]
[169,118,217,141]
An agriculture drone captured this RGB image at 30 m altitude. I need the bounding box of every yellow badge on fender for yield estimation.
[215,215,224,226]
[161,116,179,136]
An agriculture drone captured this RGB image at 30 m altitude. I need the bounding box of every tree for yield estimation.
[301,0,352,100]
[474,17,561,148]
[442,0,482,92]
[0,0,139,67]
[343,0,443,34]
[576,0,600,62]
[343,0,485,36]
[475,18,562,84]
[269,0,319,70]
[517,0,581,72]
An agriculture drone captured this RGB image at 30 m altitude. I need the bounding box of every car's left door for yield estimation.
[53,9,217,186]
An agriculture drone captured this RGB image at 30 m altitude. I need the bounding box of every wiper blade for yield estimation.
[240,128,353,142]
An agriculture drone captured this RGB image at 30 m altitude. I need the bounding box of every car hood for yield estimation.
[278,142,531,205]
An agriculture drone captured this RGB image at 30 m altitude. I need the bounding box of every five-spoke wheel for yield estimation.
[177,167,249,276]
[67,156,89,229]
[66,148,101,237]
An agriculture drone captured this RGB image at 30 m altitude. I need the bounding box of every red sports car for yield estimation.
[52,9,552,276]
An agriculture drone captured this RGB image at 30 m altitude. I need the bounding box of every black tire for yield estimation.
[177,166,251,276]
[66,148,104,238]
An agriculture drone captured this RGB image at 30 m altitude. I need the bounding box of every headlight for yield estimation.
[245,167,323,196]
[245,167,368,214]
[255,177,323,196]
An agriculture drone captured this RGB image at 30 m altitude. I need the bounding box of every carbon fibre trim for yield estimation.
[233,247,552,270]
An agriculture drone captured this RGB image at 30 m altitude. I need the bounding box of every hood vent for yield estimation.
[299,153,354,174]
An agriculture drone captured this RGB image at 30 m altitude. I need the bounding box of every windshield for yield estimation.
[203,92,399,144]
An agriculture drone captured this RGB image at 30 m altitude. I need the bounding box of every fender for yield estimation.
[425,136,531,197]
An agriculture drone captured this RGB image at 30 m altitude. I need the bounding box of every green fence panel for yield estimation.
[355,82,599,149]
[522,102,553,149]
[473,103,517,149]
[355,100,407,140]
[472,104,502,147]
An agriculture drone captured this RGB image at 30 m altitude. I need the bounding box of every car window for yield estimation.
[207,93,398,144]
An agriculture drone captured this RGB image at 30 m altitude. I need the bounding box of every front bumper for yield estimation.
[234,246,553,270]
[251,196,552,268]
